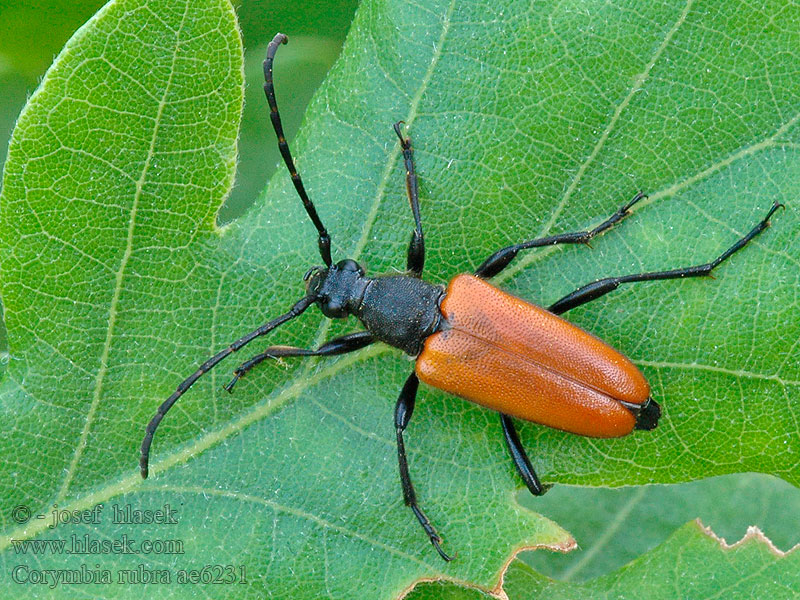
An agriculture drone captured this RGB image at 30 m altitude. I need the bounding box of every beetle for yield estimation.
[140,33,783,561]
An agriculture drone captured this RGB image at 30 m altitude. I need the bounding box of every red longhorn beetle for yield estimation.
[141,33,783,560]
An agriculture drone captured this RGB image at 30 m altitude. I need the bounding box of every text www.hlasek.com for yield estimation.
[11,534,183,555]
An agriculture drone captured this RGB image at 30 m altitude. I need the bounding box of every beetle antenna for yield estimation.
[264,33,332,267]
[140,295,317,479]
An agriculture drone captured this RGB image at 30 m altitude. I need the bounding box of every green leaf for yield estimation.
[408,522,800,599]
[510,522,800,599]
[1,0,798,599]
[519,473,800,582]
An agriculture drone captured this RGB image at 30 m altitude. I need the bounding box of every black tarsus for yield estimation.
[395,372,453,561]
[223,331,375,392]
[548,202,784,315]
[475,191,648,279]
[139,295,316,479]
[394,122,425,277]
[264,33,332,266]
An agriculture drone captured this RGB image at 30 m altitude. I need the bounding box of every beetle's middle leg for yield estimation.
[395,372,453,561]
[475,191,647,278]
[223,331,374,392]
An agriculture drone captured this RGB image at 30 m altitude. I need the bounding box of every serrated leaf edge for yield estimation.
[397,536,577,600]
[694,518,799,557]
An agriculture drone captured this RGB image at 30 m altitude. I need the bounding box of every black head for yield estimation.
[304,259,368,318]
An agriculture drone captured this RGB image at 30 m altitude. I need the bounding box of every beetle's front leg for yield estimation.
[223,331,374,392]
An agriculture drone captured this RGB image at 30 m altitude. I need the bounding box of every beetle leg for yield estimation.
[223,331,374,392]
[394,122,425,277]
[548,202,784,315]
[500,414,550,496]
[475,191,648,278]
[140,295,316,479]
[395,372,453,561]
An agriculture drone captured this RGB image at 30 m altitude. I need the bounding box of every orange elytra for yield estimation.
[416,274,650,438]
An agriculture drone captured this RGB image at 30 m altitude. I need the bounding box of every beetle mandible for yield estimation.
[140,33,783,561]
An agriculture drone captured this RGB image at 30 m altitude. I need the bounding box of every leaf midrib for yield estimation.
[56,1,190,503]
[156,485,439,568]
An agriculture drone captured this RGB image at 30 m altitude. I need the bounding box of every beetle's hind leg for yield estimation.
[547,202,784,315]
[475,191,647,278]
[500,414,550,496]
[395,372,453,561]
[223,331,374,392]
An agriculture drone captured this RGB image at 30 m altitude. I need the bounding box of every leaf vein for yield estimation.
[537,0,696,240]
[55,1,191,503]
[155,485,437,568]
[635,359,798,387]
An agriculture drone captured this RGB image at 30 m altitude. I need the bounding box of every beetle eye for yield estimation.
[319,298,346,319]
[305,269,326,297]
[336,259,363,274]
[303,265,324,281]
